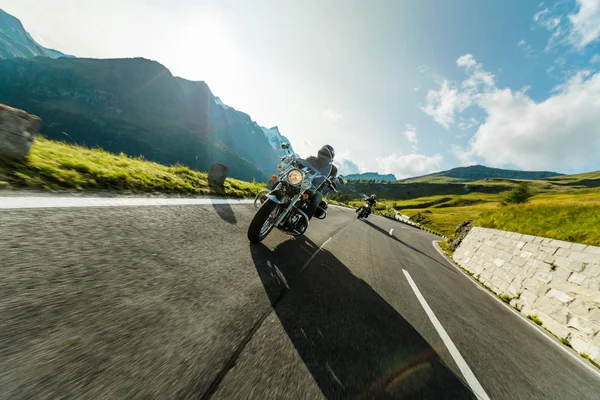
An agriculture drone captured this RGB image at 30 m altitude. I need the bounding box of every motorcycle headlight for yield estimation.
[287,169,304,185]
[301,179,312,190]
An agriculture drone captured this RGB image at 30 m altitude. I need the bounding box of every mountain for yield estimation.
[401,165,563,183]
[342,172,397,182]
[261,126,294,155]
[0,56,295,181]
[0,9,71,59]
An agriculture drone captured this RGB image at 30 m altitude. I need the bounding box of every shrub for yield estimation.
[503,182,532,205]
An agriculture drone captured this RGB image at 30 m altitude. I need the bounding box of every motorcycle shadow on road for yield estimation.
[250,238,475,399]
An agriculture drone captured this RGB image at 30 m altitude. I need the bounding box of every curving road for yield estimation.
[1,197,599,399]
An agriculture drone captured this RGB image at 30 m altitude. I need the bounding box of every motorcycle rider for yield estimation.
[357,194,377,216]
[305,145,338,220]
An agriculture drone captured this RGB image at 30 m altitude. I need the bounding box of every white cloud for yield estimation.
[421,81,470,128]
[377,153,443,179]
[421,54,493,128]
[456,54,477,68]
[414,85,421,92]
[568,0,600,48]
[402,124,418,151]
[468,71,600,170]
[518,39,527,47]
[335,158,361,175]
[457,116,479,130]
[424,52,600,171]
[322,110,343,122]
[450,145,476,166]
[534,8,550,22]
[591,54,600,63]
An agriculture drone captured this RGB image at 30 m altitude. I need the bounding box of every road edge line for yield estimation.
[431,240,600,379]
[402,269,490,400]
[0,196,255,210]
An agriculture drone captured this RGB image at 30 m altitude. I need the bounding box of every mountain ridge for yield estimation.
[0,56,291,181]
[400,165,563,183]
[0,8,71,59]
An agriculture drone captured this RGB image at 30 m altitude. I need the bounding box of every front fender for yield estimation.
[266,194,283,204]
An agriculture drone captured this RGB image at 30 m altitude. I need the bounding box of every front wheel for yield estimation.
[248,199,281,243]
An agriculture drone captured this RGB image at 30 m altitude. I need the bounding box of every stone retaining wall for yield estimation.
[453,227,600,364]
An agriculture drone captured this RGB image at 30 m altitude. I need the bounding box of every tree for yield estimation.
[503,182,532,205]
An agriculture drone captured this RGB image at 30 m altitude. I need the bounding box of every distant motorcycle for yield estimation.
[248,143,337,243]
[356,202,372,219]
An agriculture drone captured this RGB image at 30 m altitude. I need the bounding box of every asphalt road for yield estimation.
[1,199,599,399]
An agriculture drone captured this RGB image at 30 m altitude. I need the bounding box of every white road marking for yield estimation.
[389,228,394,236]
[431,240,600,379]
[298,237,332,275]
[0,196,254,210]
[402,269,491,400]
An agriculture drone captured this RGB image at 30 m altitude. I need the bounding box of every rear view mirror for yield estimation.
[281,142,290,149]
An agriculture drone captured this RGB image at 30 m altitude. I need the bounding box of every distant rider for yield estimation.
[357,194,377,216]
[305,144,338,220]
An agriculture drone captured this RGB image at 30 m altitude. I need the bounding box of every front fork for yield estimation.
[274,193,302,227]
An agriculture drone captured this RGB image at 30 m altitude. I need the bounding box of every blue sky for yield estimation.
[3,0,600,177]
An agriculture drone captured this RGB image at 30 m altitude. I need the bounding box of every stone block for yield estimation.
[569,252,598,264]
[588,309,600,325]
[510,257,527,267]
[569,298,594,316]
[539,313,571,339]
[570,335,594,355]
[519,290,539,307]
[208,163,229,187]
[553,266,572,281]
[523,278,550,296]
[520,251,534,259]
[507,284,521,298]
[569,261,585,273]
[521,234,536,241]
[550,239,573,249]
[0,104,41,161]
[567,317,598,337]
[553,257,571,269]
[547,288,574,304]
[543,254,556,264]
[533,236,545,244]
[568,272,587,286]
[523,242,540,252]
[551,278,581,295]
[555,248,571,257]
[585,278,600,291]
[531,259,552,273]
[584,246,600,256]
[535,272,553,284]
[494,258,506,267]
[570,243,588,252]
[534,296,562,314]
[538,246,558,255]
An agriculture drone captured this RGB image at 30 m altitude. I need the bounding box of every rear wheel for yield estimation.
[248,199,281,243]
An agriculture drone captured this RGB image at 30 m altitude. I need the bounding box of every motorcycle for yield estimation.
[356,202,372,219]
[248,143,338,243]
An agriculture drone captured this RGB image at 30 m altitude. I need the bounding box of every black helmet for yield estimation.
[318,144,335,160]
[370,194,376,199]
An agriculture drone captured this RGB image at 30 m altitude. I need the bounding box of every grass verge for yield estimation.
[0,137,265,198]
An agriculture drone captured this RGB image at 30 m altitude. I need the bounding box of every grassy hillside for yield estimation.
[0,137,264,197]
[338,171,600,246]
